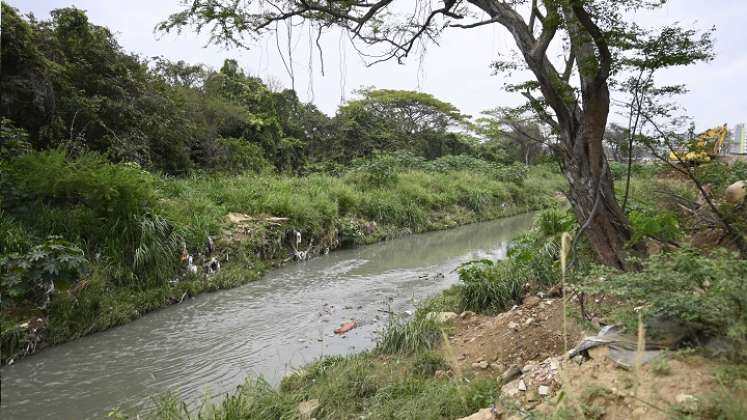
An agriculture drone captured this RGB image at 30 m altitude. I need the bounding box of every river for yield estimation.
[0,213,535,419]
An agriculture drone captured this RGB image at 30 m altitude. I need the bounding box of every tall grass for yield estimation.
[458,260,525,314]
[150,348,497,420]
[1,150,565,363]
[375,312,445,355]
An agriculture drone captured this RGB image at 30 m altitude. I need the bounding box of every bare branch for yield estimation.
[642,115,747,255]
[528,0,538,31]
[450,17,498,29]
[562,47,575,81]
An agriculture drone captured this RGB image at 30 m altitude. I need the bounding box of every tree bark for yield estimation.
[563,144,634,269]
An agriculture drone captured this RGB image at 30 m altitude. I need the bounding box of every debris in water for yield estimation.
[334,321,358,334]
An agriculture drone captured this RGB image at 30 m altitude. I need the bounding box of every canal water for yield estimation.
[0,213,535,419]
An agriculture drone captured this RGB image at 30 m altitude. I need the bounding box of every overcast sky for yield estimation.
[9,0,747,129]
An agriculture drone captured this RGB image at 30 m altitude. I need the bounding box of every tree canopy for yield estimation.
[1,4,514,175]
[159,0,714,269]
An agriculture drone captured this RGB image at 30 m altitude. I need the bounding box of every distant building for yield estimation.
[732,123,746,154]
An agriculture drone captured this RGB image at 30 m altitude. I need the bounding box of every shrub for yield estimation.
[1,236,87,307]
[457,260,524,314]
[628,206,683,244]
[208,137,272,174]
[695,161,747,191]
[1,150,180,286]
[0,118,31,161]
[413,351,450,377]
[351,154,402,187]
[576,249,747,356]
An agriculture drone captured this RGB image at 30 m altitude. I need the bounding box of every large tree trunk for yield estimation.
[563,152,634,270]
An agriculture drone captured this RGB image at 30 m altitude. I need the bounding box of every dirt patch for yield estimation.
[535,355,723,419]
[438,295,737,419]
[443,295,583,374]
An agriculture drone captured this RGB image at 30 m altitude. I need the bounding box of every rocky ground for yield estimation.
[425,292,736,420]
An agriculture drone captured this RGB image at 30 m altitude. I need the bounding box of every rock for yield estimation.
[548,285,562,297]
[435,369,448,379]
[526,389,539,402]
[518,379,527,391]
[538,385,550,396]
[456,407,495,420]
[632,407,647,417]
[478,360,489,369]
[675,394,698,412]
[426,312,459,323]
[725,180,747,205]
[524,317,535,326]
[523,295,541,307]
[490,362,502,370]
[507,321,520,331]
[501,366,522,384]
[298,399,320,420]
[587,345,609,360]
[460,311,476,319]
[591,317,604,329]
[522,363,536,374]
[501,379,522,398]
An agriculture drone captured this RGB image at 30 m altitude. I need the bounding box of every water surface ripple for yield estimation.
[0,213,534,419]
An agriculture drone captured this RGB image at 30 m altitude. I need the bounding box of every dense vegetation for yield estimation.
[0,4,563,364]
[4,2,745,419]
[162,162,747,419]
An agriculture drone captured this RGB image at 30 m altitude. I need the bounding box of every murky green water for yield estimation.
[0,213,534,419]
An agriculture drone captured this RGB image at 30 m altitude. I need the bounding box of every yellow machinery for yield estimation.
[669,124,728,164]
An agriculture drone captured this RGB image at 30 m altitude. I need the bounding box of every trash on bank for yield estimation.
[567,325,662,368]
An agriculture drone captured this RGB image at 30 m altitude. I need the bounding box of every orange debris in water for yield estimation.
[334,321,358,334]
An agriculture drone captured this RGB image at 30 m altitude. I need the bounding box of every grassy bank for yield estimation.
[139,162,747,420]
[143,307,493,420]
[1,151,565,364]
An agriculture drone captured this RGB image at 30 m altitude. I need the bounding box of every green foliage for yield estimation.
[351,154,402,187]
[1,236,87,304]
[1,150,179,286]
[152,350,497,420]
[207,137,271,173]
[375,312,444,355]
[628,206,683,244]
[0,118,32,160]
[0,213,32,254]
[330,88,473,161]
[650,353,671,376]
[413,351,449,377]
[576,249,747,355]
[695,161,747,192]
[458,260,524,314]
[455,207,577,314]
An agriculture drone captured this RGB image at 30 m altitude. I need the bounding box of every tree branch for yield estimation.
[562,47,575,81]
[570,1,611,82]
[642,116,747,255]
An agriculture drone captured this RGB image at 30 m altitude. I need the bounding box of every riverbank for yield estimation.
[1,214,540,420]
[141,166,747,420]
[1,156,565,365]
[144,249,747,420]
